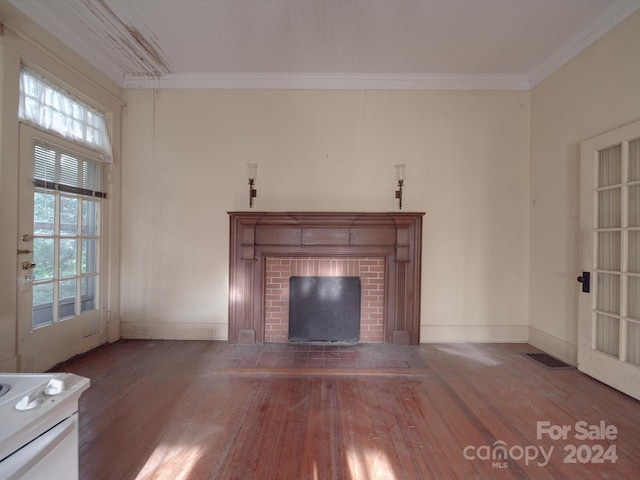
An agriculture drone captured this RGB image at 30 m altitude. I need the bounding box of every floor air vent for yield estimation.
[523,353,575,369]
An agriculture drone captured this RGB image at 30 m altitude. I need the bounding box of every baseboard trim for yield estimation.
[420,325,529,343]
[527,326,577,366]
[0,355,18,372]
[120,323,555,347]
[120,322,228,341]
[29,333,103,372]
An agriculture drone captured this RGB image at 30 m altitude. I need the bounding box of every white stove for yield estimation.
[0,373,90,480]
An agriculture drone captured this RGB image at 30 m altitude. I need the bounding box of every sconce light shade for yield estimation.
[247,163,258,181]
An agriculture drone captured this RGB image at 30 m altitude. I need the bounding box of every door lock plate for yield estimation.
[577,272,591,293]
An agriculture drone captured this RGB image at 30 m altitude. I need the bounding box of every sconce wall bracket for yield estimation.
[395,179,404,210]
[249,178,257,208]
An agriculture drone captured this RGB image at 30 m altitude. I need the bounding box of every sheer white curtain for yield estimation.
[19,68,112,162]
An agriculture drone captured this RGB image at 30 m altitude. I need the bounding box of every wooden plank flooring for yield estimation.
[53,341,640,479]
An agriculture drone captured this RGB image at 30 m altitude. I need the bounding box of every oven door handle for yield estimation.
[0,416,76,480]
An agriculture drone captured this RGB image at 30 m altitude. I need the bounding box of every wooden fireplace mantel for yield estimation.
[228,212,425,345]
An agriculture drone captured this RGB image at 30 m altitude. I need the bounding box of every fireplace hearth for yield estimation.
[228,212,424,345]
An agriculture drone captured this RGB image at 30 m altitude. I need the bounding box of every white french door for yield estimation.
[578,119,640,400]
[17,125,106,372]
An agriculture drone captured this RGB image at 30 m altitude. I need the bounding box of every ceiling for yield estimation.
[7,0,640,90]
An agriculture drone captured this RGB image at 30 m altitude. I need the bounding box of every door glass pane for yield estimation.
[629,138,640,182]
[598,145,621,187]
[597,231,620,271]
[597,273,620,314]
[33,238,54,280]
[59,278,77,319]
[629,185,640,227]
[596,314,619,356]
[33,192,55,235]
[60,196,78,235]
[81,276,96,312]
[82,200,99,236]
[32,282,53,327]
[628,277,640,319]
[629,232,640,273]
[82,239,97,273]
[59,238,77,277]
[627,321,640,366]
[598,188,621,228]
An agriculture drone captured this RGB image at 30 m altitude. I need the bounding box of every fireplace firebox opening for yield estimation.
[289,276,361,343]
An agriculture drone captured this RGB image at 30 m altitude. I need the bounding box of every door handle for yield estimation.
[577,272,591,293]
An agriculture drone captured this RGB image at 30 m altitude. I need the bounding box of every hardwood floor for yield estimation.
[54,341,640,479]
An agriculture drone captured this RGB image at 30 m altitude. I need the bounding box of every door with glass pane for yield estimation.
[17,126,105,372]
[578,119,640,401]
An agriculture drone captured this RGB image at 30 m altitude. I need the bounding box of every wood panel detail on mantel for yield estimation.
[228,212,425,345]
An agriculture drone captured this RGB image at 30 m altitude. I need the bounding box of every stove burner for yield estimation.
[0,383,10,399]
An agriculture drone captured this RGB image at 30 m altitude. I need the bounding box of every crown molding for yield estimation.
[123,72,530,91]
[529,1,640,88]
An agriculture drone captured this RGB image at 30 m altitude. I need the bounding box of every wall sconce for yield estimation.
[394,164,405,210]
[247,163,258,208]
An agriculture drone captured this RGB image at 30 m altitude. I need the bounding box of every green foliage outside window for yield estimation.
[32,191,98,308]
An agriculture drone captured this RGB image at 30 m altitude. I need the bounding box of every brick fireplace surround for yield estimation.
[264,256,386,343]
[228,212,424,345]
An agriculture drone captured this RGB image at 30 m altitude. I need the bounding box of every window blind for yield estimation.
[34,142,106,198]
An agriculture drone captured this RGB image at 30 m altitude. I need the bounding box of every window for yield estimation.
[19,67,112,162]
[32,142,104,327]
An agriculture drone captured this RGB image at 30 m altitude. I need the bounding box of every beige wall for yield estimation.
[121,89,530,342]
[529,10,640,363]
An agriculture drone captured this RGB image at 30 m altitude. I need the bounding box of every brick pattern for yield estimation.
[264,257,385,343]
